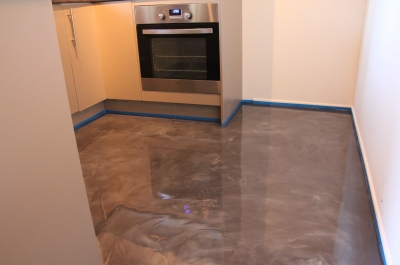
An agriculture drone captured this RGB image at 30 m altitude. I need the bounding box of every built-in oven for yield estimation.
[135,3,220,94]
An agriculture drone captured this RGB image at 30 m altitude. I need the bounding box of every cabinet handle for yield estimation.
[67,8,78,49]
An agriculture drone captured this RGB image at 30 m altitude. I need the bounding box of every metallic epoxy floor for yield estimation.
[75,106,382,265]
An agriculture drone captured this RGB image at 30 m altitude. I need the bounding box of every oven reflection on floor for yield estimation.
[75,106,382,265]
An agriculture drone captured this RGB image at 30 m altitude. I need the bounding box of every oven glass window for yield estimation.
[151,37,207,80]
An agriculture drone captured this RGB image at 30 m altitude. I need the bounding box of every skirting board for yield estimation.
[73,110,106,131]
[351,108,390,265]
[104,100,220,120]
[74,100,353,130]
[73,109,220,130]
[72,100,388,264]
[242,99,352,112]
[74,99,353,130]
[105,110,220,123]
[221,99,352,128]
[221,101,242,127]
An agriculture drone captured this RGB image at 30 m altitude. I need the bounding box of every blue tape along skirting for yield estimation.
[73,110,106,131]
[242,100,351,112]
[73,109,220,131]
[105,110,221,123]
[74,101,351,130]
[350,115,388,265]
[221,101,242,127]
[221,100,351,127]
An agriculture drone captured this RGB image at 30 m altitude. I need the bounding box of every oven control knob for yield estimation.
[158,13,165,20]
[184,12,192,19]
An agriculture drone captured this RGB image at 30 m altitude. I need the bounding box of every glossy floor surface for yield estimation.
[75,106,382,265]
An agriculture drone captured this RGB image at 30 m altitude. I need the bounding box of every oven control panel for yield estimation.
[169,9,182,19]
[135,3,219,24]
[158,9,192,20]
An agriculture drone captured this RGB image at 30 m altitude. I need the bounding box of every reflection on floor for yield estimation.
[75,105,382,265]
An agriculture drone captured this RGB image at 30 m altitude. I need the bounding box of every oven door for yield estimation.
[136,23,220,94]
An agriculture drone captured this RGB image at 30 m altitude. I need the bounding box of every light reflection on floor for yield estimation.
[75,106,382,265]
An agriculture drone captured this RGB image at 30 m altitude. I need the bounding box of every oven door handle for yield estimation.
[142,28,213,35]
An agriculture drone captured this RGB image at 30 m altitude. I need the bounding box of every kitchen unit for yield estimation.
[135,3,221,95]
[53,4,106,113]
[52,0,242,125]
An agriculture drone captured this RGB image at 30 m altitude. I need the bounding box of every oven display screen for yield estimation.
[169,9,182,16]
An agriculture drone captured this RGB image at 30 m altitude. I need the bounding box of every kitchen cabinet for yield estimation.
[53,0,241,124]
[53,5,79,114]
[53,3,106,112]
[95,1,142,101]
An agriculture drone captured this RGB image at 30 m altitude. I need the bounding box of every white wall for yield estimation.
[219,0,243,124]
[243,0,366,107]
[353,1,400,264]
[0,1,102,265]
[242,0,274,101]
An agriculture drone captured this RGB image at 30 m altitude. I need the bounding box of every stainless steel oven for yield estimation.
[135,3,220,94]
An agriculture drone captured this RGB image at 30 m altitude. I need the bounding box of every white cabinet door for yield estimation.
[62,4,106,111]
[95,1,142,101]
[53,5,79,114]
